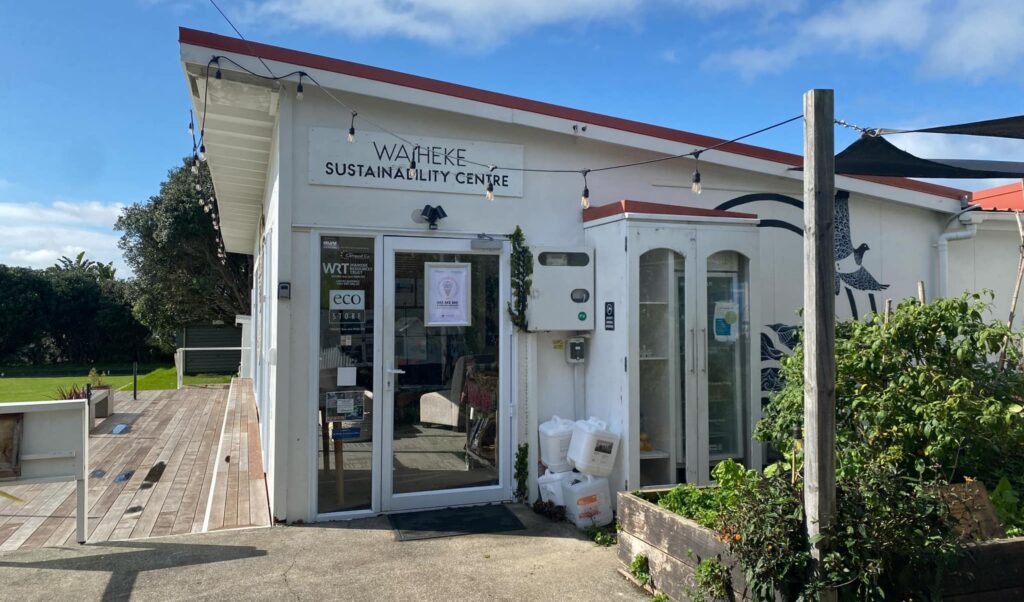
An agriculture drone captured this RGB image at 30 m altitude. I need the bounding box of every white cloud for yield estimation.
[925,0,1024,80]
[659,48,679,63]
[245,0,644,49]
[704,0,1024,82]
[0,200,128,275]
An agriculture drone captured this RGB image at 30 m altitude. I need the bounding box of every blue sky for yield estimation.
[2,0,1023,275]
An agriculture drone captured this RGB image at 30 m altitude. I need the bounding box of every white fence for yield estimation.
[0,399,89,544]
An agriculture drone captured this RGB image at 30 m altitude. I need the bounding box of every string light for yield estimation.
[485,165,496,201]
[691,152,702,195]
[296,74,304,101]
[191,158,198,175]
[580,169,590,209]
[408,146,419,178]
[192,52,803,212]
[188,114,194,137]
[195,183,202,192]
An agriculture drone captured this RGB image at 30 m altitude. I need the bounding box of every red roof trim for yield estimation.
[179,27,967,202]
[582,200,758,222]
[971,181,1024,211]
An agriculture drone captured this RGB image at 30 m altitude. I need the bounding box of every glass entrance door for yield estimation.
[381,237,511,512]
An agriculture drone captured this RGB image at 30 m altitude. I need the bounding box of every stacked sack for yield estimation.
[537,415,620,528]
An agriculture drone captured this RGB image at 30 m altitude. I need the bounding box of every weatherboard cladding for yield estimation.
[181,325,242,375]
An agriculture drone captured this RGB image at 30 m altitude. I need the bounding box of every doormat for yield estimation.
[388,504,526,541]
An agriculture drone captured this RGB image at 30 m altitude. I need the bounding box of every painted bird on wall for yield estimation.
[833,191,888,316]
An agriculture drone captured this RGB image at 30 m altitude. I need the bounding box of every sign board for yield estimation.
[604,302,615,331]
[309,129,524,197]
[425,262,471,327]
[325,390,366,421]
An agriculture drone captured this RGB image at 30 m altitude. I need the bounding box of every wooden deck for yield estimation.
[0,378,269,552]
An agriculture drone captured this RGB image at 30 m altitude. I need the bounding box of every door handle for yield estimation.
[386,368,406,375]
[700,327,707,373]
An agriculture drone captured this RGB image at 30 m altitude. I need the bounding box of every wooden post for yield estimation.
[999,211,1024,369]
[802,88,837,602]
[883,299,893,324]
[917,281,926,304]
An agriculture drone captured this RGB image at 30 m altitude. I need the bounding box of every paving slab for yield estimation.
[0,504,646,601]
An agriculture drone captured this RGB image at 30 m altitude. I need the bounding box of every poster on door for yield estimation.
[424,262,471,327]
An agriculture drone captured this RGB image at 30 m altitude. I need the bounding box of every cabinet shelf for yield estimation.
[640,449,670,460]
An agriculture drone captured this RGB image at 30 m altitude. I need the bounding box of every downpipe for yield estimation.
[936,202,980,299]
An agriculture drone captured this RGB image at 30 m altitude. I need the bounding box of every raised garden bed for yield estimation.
[618,489,1024,601]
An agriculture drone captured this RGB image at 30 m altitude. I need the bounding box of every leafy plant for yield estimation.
[514,443,529,502]
[586,522,616,546]
[693,557,731,602]
[630,553,651,587]
[88,367,106,389]
[990,477,1024,537]
[506,226,532,332]
[657,459,753,528]
[53,383,87,400]
[650,593,669,602]
[758,292,1024,489]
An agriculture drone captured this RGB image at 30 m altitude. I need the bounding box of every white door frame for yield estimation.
[380,235,513,513]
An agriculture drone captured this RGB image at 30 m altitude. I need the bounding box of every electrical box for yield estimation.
[526,247,594,331]
[566,337,586,363]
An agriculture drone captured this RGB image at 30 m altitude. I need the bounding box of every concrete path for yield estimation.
[0,504,647,601]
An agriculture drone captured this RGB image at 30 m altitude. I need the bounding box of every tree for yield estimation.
[0,265,53,361]
[116,158,252,346]
[52,251,116,281]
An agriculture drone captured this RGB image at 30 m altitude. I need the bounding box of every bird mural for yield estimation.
[832,191,888,316]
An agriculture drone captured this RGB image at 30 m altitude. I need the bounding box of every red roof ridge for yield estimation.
[971,181,1024,212]
[179,27,967,202]
[582,200,757,222]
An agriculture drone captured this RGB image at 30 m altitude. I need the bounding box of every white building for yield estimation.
[179,27,1022,523]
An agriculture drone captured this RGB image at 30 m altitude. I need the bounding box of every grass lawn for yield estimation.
[0,366,235,402]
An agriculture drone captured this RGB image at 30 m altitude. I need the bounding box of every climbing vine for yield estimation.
[507,225,533,332]
[514,443,529,502]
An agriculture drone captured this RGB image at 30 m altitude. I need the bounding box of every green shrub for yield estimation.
[693,557,731,602]
[630,553,651,587]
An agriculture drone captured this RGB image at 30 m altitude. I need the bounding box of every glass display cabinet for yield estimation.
[583,203,761,491]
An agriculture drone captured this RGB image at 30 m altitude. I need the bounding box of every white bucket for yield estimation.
[538,415,575,473]
[562,474,613,528]
[537,469,577,506]
[566,417,621,478]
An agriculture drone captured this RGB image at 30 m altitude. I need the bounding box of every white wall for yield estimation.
[265,82,981,521]
[949,219,1023,323]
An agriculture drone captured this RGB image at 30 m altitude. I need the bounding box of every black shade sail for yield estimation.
[834,135,1024,179]
[877,114,1024,140]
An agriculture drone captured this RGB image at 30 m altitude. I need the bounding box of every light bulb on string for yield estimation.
[408,146,419,178]
[296,74,304,101]
[188,115,194,137]
[198,143,206,162]
[191,161,198,176]
[580,169,591,210]
[691,152,702,195]
[347,111,357,143]
[214,59,222,80]
[485,166,496,201]
[195,183,202,192]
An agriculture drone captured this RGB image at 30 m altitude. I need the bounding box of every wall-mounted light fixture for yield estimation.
[419,205,447,230]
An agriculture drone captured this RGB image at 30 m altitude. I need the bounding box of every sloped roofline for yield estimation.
[179,27,967,202]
